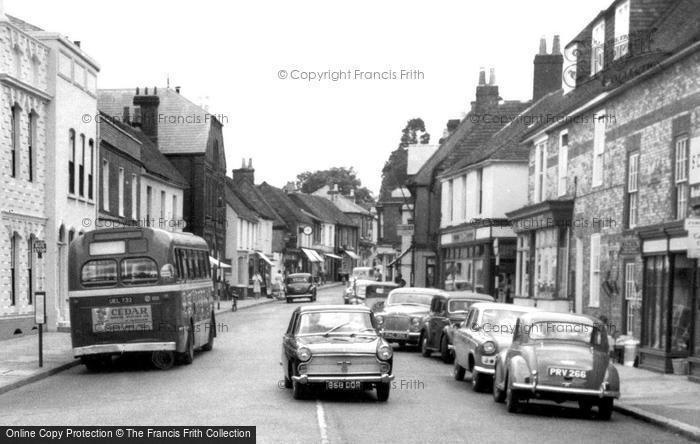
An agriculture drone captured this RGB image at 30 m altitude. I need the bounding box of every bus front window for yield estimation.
[81,260,118,287]
[121,258,159,285]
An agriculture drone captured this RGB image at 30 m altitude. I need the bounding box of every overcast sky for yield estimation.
[7,0,613,195]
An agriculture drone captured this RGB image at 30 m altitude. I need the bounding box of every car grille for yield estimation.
[306,354,381,375]
[384,316,410,332]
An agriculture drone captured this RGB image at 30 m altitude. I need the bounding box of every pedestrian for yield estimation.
[273,269,285,300]
[395,273,406,287]
[252,272,263,300]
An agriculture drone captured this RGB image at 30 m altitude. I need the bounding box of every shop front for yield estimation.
[439,221,516,298]
[638,222,697,376]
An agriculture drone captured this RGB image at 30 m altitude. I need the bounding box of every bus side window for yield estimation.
[178,249,188,281]
[197,251,205,279]
[204,252,211,278]
[188,250,197,280]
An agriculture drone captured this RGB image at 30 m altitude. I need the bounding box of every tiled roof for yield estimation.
[258,183,314,226]
[332,194,372,216]
[100,113,188,187]
[289,193,357,227]
[229,177,286,228]
[7,15,44,32]
[224,180,259,224]
[98,88,219,154]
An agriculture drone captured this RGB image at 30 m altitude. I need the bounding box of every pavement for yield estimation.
[0,282,343,397]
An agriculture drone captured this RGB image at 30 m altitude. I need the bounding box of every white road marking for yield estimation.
[316,400,330,444]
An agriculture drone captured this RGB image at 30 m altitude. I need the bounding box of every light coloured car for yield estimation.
[374,288,444,348]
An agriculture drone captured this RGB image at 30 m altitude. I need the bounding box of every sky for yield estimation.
[6,0,614,196]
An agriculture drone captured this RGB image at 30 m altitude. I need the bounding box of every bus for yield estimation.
[68,227,216,370]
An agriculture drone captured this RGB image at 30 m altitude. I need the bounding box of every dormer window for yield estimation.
[591,20,605,75]
[614,0,630,59]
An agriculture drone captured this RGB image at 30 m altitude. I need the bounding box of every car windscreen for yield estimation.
[287,276,311,284]
[297,311,374,335]
[81,260,118,287]
[527,321,603,345]
[448,299,474,314]
[386,292,432,306]
[352,269,374,279]
[480,309,528,335]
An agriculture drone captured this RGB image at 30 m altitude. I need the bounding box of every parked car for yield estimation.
[344,279,399,310]
[492,311,620,420]
[453,302,538,392]
[374,288,443,349]
[285,273,317,303]
[280,305,394,401]
[419,291,495,363]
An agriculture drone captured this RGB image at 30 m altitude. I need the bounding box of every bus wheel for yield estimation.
[179,329,195,365]
[201,319,215,352]
[152,351,175,370]
[81,355,108,372]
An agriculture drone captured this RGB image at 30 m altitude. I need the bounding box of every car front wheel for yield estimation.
[454,361,466,381]
[376,382,390,402]
[440,335,453,363]
[420,334,431,357]
[505,376,520,413]
[493,365,506,403]
[471,370,490,392]
[292,379,307,400]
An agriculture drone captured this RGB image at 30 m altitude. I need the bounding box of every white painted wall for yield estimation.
[139,175,184,232]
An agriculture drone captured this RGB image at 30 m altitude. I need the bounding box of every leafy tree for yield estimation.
[379,118,430,200]
[295,167,375,205]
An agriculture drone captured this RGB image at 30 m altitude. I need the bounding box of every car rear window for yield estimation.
[528,321,602,345]
[287,276,311,284]
[448,299,473,314]
[120,258,159,285]
[81,260,118,287]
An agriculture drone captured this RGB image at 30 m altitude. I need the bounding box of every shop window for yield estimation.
[516,235,530,297]
[535,229,557,298]
[670,255,693,353]
[624,262,640,335]
[643,255,668,350]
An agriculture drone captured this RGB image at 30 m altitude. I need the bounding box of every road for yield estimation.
[0,286,693,443]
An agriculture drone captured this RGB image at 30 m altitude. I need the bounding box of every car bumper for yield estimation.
[473,365,496,375]
[74,342,176,357]
[292,374,395,384]
[512,382,620,399]
[381,331,421,343]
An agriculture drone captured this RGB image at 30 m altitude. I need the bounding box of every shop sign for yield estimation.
[685,217,700,258]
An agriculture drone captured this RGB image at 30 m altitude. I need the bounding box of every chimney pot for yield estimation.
[154,86,157,95]
[136,87,140,95]
[144,87,149,95]
[241,158,245,168]
[489,67,496,86]
[248,158,253,169]
[122,106,130,124]
[539,37,547,55]
[175,86,180,94]
[552,35,561,55]
[73,41,81,48]
[478,67,486,85]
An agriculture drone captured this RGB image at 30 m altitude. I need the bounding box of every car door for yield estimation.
[281,311,298,375]
[464,308,482,359]
[426,297,441,348]
[454,307,476,367]
[429,297,447,348]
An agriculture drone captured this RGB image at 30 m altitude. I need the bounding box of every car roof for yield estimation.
[296,304,371,313]
[519,311,599,326]
[355,279,398,286]
[388,287,447,296]
[469,302,539,312]
[288,273,311,277]
[443,292,495,302]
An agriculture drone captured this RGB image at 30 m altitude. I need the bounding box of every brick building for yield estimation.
[507,0,700,376]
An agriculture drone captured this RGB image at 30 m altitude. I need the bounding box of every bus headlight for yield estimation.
[297,347,312,362]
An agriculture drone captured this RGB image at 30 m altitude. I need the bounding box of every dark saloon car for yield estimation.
[453,303,538,392]
[374,288,443,348]
[493,312,620,419]
[285,273,317,303]
[419,291,495,363]
[281,305,394,401]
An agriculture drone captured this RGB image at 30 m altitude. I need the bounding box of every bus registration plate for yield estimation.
[92,305,153,332]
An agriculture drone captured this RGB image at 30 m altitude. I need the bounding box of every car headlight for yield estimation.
[375,315,384,325]
[377,343,393,361]
[482,341,496,355]
[410,317,421,326]
[297,347,311,362]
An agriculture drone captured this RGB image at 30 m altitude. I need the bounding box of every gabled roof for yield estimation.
[410,100,529,187]
[98,88,220,155]
[7,14,44,32]
[224,180,259,224]
[258,182,314,226]
[230,177,287,228]
[443,90,564,176]
[289,193,357,227]
[332,194,372,216]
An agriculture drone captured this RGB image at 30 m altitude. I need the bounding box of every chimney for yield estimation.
[439,119,461,144]
[175,86,181,94]
[472,67,500,111]
[73,41,81,48]
[282,181,298,194]
[533,35,564,101]
[132,86,160,144]
[349,189,355,203]
[328,184,339,202]
[232,158,255,184]
[122,106,130,124]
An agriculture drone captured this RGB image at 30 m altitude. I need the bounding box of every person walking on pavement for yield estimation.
[252,272,263,300]
[273,270,285,300]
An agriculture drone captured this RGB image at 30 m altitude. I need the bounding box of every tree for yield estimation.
[379,118,430,200]
[295,167,375,205]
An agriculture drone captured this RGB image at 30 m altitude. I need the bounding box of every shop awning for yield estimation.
[209,256,232,269]
[343,250,360,260]
[302,248,323,263]
[256,251,274,266]
[324,253,342,260]
[388,245,414,267]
